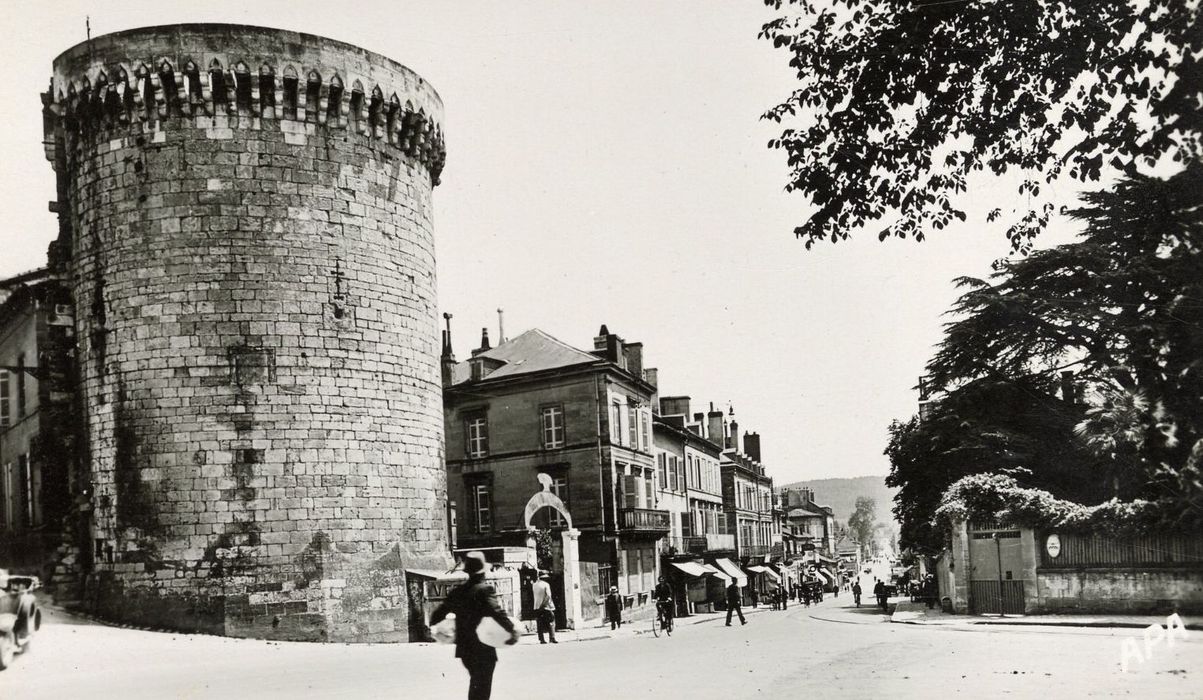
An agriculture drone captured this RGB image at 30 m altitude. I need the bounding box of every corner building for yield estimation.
[42,24,450,642]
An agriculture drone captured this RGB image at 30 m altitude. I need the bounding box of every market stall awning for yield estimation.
[700,564,730,582]
[670,562,711,578]
[714,558,747,587]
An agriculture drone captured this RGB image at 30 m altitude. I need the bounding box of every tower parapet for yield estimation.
[43,24,450,642]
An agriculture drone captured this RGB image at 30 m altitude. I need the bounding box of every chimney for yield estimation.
[594,324,610,352]
[471,327,492,357]
[660,396,691,418]
[591,324,625,369]
[497,308,506,344]
[441,312,456,387]
[744,432,762,463]
[644,367,658,413]
[707,402,725,448]
[728,415,740,452]
[624,342,643,378]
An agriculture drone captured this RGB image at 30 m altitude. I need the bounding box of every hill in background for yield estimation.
[779,475,899,533]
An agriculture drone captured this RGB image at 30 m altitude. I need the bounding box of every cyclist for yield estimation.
[653,576,674,631]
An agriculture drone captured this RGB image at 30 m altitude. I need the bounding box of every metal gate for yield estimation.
[969,580,1025,614]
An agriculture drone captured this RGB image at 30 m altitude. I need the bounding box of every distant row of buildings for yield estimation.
[439,320,856,624]
[0,267,858,628]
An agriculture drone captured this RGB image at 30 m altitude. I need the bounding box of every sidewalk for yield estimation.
[890,600,1203,631]
[517,604,775,644]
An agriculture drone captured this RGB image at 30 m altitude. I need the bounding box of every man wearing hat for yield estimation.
[604,585,623,630]
[531,571,557,644]
[430,551,519,700]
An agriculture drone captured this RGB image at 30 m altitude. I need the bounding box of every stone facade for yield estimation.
[41,24,450,642]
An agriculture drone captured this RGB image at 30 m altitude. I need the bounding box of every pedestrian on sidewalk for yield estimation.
[430,551,519,700]
[873,578,888,612]
[604,586,623,630]
[749,587,759,608]
[725,581,747,626]
[851,581,862,607]
[532,572,557,644]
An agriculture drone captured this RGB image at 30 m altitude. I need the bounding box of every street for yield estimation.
[3,592,1199,699]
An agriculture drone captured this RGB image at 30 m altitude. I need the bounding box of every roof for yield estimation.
[786,505,829,519]
[449,329,602,385]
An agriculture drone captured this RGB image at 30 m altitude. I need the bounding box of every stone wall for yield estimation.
[43,24,450,642]
[1033,569,1203,615]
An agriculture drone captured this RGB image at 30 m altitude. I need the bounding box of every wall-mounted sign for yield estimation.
[1046,534,1062,558]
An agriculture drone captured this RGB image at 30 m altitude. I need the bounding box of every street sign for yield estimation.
[1046,534,1061,558]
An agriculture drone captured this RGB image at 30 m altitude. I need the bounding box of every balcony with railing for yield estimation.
[618,507,671,535]
[739,544,770,559]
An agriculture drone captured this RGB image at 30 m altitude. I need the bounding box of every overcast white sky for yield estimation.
[0,1,1084,484]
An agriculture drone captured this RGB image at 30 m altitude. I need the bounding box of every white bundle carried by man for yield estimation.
[431,613,456,644]
[477,615,518,648]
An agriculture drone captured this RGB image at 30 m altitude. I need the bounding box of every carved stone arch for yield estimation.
[283,65,298,80]
[522,474,573,530]
[329,73,344,89]
[306,69,321,84]
[234,61,250,74]
[208,58,223,72]
[259,63,274,75]
[158,59,174,76]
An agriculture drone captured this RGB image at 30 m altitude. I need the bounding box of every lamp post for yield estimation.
[992,532,1005,617]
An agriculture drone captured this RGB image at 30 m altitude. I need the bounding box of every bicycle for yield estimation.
[651,600,673,637]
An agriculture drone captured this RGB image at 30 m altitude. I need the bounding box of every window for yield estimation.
[656,453,667,490]
[541,405,565,449]
[16,354,26,418]
[641,412,650,451]
[1,462,10,528]
[0,371,9,429]
[466,413,488,458]
[540,472,569,527]
[627,404,638,447]
[468,478,492,534]
[611,401,622,443]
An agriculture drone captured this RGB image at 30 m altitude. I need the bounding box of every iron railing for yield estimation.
[618,508,671,533]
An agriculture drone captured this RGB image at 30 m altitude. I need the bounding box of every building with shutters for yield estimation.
[442,323,667,625]
[0,267,81,586]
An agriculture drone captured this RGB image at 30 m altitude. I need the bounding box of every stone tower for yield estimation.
[42,25,449,642]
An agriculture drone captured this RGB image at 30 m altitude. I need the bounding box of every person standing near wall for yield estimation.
[532,572,557,644]
[430,552,520,700]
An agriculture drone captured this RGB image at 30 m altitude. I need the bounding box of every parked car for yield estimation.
[0,570,41,670]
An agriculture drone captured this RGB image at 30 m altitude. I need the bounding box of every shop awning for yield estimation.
[746,565,768,574]
[700,564,731,582]
[755,566,782,582]
[714,558,747,587]
[817,555,838,564]
[670,562,711,578]
[815,568,835,584]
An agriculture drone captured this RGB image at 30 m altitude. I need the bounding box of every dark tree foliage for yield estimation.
[887,165,1203,549]
[760,0,1202,248]
[885,377,1095,553]
[847,496,878,551]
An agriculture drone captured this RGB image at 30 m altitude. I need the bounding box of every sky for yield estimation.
[0,1,1085,484]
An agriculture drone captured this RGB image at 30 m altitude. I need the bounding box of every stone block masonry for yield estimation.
[42,24,451,642]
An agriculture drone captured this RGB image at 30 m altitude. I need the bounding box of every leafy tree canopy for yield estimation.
[760,0,1201,248]
[886,165,1203,550]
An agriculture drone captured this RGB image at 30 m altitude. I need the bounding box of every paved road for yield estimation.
[3,596,1199,699]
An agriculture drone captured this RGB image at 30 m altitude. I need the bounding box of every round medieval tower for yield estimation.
[42,25,450,642]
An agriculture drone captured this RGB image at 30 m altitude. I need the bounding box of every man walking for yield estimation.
[430,551,519,700]
[604,585,623,630]
[532,572,557,644]
[725,580,747,626]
